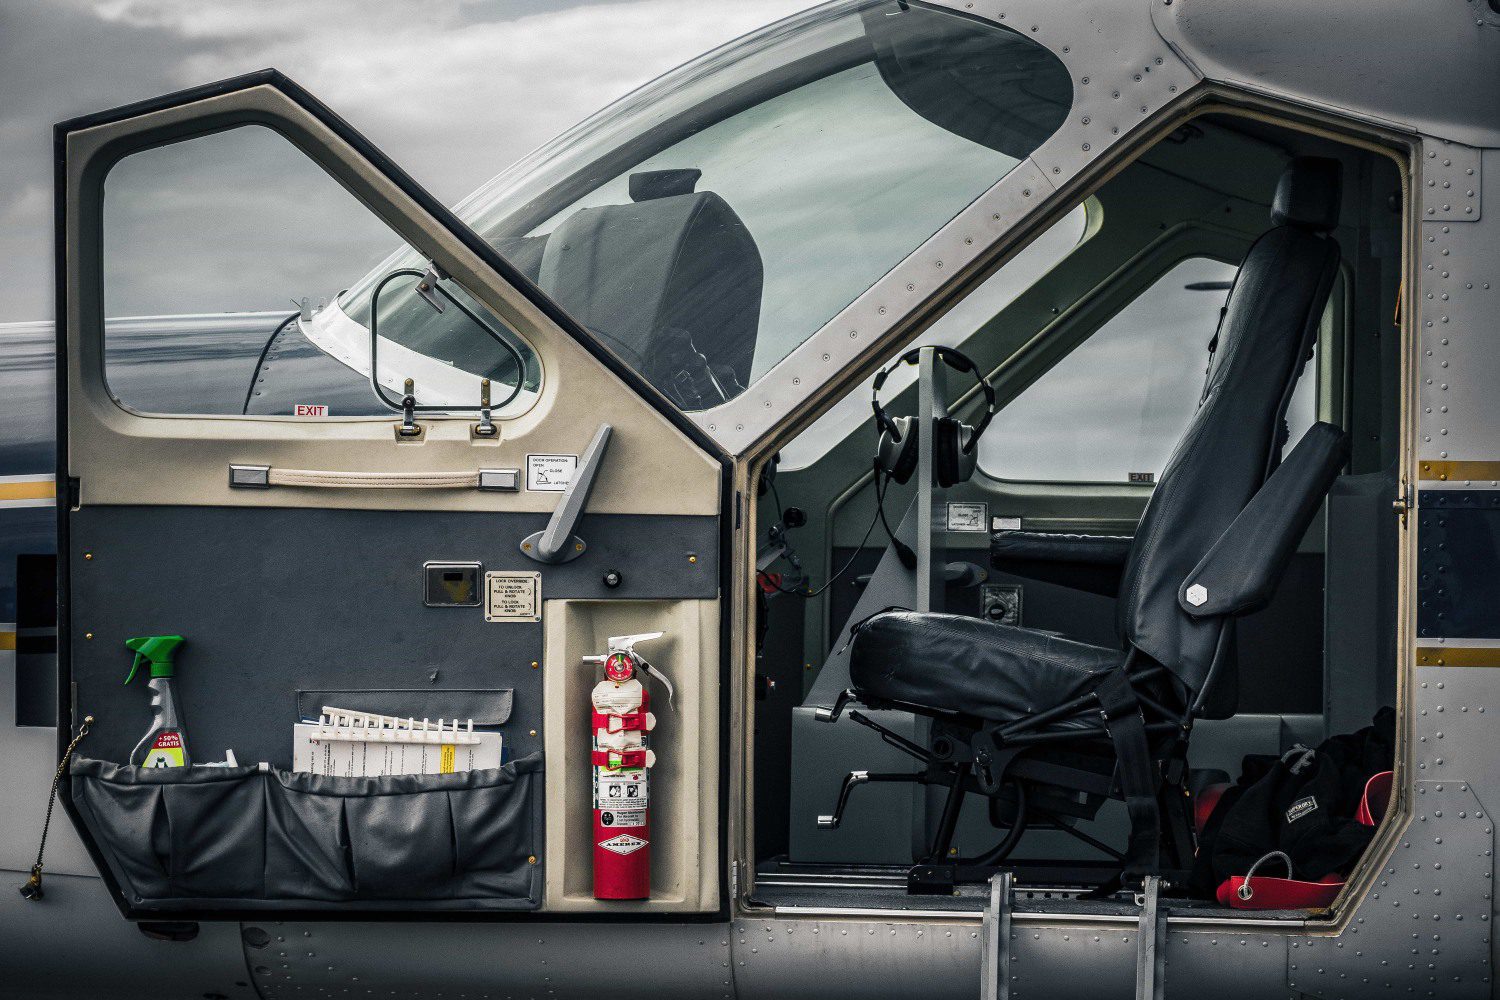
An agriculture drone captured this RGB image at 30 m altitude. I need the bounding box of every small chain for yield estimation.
[20,715,93,901]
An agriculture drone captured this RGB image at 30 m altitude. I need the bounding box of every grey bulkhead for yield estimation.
[5,1,1500,998]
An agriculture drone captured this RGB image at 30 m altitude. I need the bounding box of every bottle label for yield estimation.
[142,731,186,768]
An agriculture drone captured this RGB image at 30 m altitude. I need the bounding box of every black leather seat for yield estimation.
[834,157,1354,886]
[852,612,1121,727]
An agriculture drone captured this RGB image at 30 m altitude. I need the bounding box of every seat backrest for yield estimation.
[1116,157,1343,712]
[537,170,763,409]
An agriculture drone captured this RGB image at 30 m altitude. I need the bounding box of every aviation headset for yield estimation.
[871,346,997,488]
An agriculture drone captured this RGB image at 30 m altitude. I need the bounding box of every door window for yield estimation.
[101,124,539,417]
[975,257,1319,483]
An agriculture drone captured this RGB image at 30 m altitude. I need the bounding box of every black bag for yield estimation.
[1191,707,1394,897]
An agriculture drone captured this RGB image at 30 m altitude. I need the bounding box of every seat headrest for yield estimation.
[537,187,763,406]
[1271,156,1342,232]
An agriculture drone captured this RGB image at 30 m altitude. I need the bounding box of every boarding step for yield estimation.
[979,872,1167,1000]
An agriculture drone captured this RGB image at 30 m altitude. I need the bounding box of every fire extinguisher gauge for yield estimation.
[603,652,635,682]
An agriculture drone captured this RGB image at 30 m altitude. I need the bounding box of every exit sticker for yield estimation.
[293,404,329,417]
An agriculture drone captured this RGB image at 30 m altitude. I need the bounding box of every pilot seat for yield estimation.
[817,157,1353,892]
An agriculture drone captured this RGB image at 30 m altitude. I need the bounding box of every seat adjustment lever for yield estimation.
[817,770,920,830]
[814,689,855,724]
[817,770,870,830]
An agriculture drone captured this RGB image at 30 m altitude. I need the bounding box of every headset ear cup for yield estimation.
[932,418,979,487]
[934,417,959,488]
[880,416,920,484]
[955,423,978,484]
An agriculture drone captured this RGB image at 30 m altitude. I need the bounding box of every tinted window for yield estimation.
[779,202,1090,471]
[976,257,1318,483]
[337,0,1072,411]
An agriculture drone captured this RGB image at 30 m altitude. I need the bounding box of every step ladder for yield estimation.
[979,874,1167,1000]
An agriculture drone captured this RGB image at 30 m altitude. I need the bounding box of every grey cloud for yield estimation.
[0,0,810,321]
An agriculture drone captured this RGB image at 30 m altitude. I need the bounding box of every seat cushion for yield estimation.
[848,611,1124,724]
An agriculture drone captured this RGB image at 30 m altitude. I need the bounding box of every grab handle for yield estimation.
[228,465,520,491]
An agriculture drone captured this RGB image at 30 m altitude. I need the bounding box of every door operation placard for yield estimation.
[526,454,578,491]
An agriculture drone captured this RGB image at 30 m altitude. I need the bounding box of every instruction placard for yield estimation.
[598,811,647,831]
[485,571,541,622]
[526,453,578,491]
[946,502,989,532]
[595,773,648,810]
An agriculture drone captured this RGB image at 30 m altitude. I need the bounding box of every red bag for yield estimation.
[1215,769,1393,910]
[1215,850,1344,909]
[1355,770,1394,826]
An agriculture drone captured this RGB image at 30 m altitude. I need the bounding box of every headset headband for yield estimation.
[871,345,997,451]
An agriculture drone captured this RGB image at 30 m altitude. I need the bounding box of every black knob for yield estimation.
[783,506,808,529]
[603,570,623,589]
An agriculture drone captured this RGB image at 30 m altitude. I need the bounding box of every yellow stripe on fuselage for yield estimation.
[0,631,14,651]
[0,480,54,502]
[0,479,55,504]
[1416,646,1500,667]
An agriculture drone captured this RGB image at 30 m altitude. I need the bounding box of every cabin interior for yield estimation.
[749,109,1406,917]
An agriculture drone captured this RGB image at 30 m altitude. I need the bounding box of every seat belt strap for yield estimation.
[1095,669,1160,880]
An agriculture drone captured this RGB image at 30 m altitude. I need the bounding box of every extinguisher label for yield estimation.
[598,833,648,855]
[598,809,647,829]
[595,775,647,809]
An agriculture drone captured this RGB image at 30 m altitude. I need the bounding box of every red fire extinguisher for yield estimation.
[584,631,672,900]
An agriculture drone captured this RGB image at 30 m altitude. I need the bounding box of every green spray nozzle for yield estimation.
[123,635,184,685]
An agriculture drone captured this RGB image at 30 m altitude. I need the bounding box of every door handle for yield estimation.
[521,423,612,564]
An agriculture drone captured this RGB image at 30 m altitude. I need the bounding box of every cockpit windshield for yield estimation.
[334,0,1071,411]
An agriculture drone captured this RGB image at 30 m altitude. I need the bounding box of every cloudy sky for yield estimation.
[0,0,811,322]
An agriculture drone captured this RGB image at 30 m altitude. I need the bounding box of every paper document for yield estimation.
[292,706,502,777]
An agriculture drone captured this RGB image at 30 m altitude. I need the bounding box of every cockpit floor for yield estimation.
[750,860,1311,921]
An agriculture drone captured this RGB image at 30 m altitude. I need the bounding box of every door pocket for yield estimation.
[70,752,543,911]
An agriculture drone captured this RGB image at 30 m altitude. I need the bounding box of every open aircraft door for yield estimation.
[53,71,728,919]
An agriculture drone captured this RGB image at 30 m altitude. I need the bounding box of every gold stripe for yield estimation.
[0,631,12,651]
[0,480,55,502]
[1418,460,1500,482]
[1416,646,1500,667]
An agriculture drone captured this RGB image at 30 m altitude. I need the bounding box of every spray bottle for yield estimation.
[124,635,189,768]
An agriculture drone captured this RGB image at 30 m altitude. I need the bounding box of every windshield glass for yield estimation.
[337,0,1071,411]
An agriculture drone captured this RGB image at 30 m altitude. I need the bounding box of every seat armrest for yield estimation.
[991,530,1133,567]
[1179,422,1351,619]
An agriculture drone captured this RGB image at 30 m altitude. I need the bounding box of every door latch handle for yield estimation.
[1393,478,1412,526]
[396,378,424,440]
[520,423,612,564]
